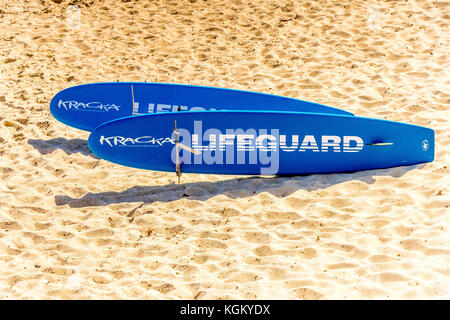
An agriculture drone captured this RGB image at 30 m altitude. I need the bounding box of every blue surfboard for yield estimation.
[50,82,353,131]
[88,111,434,175]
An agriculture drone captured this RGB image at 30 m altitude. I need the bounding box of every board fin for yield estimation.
[131,84,136,115]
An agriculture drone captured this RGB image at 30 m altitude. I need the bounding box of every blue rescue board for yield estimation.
[88,111,434,175]
[50,82,353,131]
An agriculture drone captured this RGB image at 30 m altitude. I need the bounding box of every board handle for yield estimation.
[173,121,201,183]
[174,121,182,183]
[366,142,394,146]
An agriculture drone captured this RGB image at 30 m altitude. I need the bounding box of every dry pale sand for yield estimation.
[0,0,449,299]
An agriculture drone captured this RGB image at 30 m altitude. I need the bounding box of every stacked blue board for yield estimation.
[88,111,434,175]
[50,82,434,175]
[49,82,353,131]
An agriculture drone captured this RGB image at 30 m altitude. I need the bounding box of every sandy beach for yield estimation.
[0,0,449,299]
